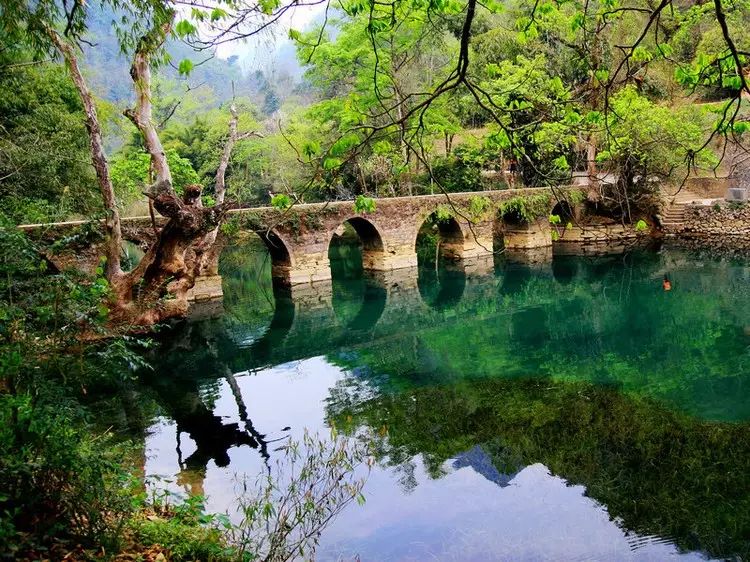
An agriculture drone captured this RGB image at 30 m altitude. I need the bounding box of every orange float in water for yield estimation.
[663,275,672,291]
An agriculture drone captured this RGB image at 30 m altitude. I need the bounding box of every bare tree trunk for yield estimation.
[44,26,123,279]
[124,20,174,199]
[393,83,412,196]
[214,105,240,207]
[199,104,261,276]
[587,27,603,203]
[587,135,600,201]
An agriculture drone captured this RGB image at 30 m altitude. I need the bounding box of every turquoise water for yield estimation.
[142,239,750,561]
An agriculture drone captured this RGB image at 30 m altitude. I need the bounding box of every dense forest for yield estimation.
[1,0,750,558]
[2,0,749,227]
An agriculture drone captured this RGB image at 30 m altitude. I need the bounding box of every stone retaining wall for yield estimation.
[678,201,750,251]
[553,224,650,255]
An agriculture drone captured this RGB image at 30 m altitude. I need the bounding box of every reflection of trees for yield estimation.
[148,371,264,494]
[184,245,750,420]
[169,385,258,470]
[135,245,750,555]
[326,376,750,560]
[219,238,276,333]
[319,250,750,559]
[332,250,750,420]
[329,226,364,281]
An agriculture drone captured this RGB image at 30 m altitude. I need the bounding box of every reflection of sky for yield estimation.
[319,461,710,561]
[144,358,712,561]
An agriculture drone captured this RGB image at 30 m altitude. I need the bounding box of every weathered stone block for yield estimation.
[186,275,223,302]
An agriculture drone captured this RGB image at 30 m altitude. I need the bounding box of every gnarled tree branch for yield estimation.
[123,15,175,203]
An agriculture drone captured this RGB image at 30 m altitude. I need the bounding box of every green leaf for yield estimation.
[570,12,585,31]
[552,155,569,170]
[330,133,359,157]
[656,43,673,58]
[302,141,320,158]
[271,194,292,210]
[484,0,504,13]
[354,195,376,214]
[632,46,652,63]
[178,59,194,76]
[210,7,228,21]
[175,19,197,38]
[259,0,280,15]
[722,75,742,90]
[323,157,343,170]
[190,8,207,21]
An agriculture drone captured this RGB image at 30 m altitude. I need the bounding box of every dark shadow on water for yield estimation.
[552,255,579,284]
[245,285,296,363]
[329,228,388,330]
[498,261,534,295]
[417,263,466,311]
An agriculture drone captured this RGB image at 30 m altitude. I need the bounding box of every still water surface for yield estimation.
[142,240,750,561]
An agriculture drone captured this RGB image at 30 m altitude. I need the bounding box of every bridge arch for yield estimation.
[417,262,466,311]
[328,216,387,276]
[256,229,295,285]
[245,288,296,366]
[332,277,387,332]
[550,200,574,222]
[120,239,146,272]
[414,211,467,266]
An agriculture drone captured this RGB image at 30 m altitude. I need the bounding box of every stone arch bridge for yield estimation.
[22,187,585,299]
[234,187,580,286]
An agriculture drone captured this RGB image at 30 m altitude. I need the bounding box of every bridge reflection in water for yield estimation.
[180,236,661,377]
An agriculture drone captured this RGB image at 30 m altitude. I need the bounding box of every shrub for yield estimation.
[500,194,551,224]
[468,196,492,221]
[229,430,372,561]
[354,195,376,214]
[0,395,134,556]
[271,193,292,210]
[430,145,486,193]
[131,495,232,561]
[0,219,148,556]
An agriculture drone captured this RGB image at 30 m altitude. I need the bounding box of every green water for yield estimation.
[142,239,750,561]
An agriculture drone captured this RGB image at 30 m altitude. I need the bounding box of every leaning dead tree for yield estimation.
[118,17,232,325]
[36,1,276,328]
